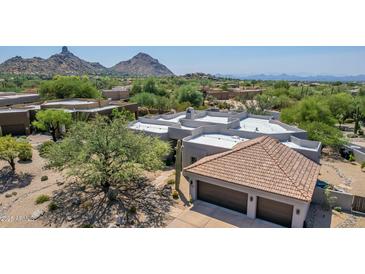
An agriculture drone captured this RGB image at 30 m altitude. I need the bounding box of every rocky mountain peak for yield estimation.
[61,46,70,54]
[111,52,174,76]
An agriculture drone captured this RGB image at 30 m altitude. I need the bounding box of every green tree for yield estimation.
[326,93,353,128]
[39,76,101,99]
[111,108,135,122]
[32,109,72,142]
[177,85,203,107]
[274,80,290,89]
[281,96,336,126]
[301,122,346,148]
[221,82,228,91]
[0,136,32,171]
[143,78,158,94]
[131,81,143,95]
[130,92,158,109]
[351,96,365,134]
[44,116,170,196]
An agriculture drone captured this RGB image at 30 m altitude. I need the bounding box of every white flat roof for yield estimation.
[282,141,318,152]
[238,117,291,134]
[43,100,94,106]
[0,108,29,113]
[180,125,196,130]
[188,134,247,149]
[78,105,118,112]
[194,115,230,124]
[0,94,39,99]
[157,114,186,123]
[129,122,169,134]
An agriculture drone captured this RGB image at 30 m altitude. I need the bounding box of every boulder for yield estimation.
[31,209,45,220]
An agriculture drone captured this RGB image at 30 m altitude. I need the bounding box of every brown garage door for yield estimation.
[256,197,293,227]
[1,124,26,136]
[197,180,247,214]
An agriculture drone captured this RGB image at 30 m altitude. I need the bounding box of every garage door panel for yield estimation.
[1,124,26,136]
[256,197,293,227]
[198,181,247,214]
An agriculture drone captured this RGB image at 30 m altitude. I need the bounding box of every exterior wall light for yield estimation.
[249,196,253,202]
[296,209,300,215]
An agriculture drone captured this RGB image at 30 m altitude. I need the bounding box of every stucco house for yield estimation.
[0,98,138,136]
[183,136,321,228]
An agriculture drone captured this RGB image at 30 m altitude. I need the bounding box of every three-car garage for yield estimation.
[183,136,320,228]
[197,180,294,227]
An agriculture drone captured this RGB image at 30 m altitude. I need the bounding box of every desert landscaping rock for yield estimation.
[31,209,45,220]
[56,181,64,186]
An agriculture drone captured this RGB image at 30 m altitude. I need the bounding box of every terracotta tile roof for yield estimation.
[184,136,320,201]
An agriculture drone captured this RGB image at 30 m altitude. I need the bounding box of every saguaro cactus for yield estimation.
[175,140,182,191]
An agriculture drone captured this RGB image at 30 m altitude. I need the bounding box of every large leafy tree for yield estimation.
[177,85,203,107]
[39,76,101,99]
[301,122,346,148]
[325,93,353,128]
[0,136,32,172]
[281,96,336,126]
[32,109,72,141]
[351,96,365,134]
[44,116,171,196]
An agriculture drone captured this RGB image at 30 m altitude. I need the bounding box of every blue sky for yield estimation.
[0,46,364,76]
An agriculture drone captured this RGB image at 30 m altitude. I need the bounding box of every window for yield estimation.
[191,157,197,164]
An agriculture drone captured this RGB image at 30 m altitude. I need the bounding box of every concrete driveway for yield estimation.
[167,200,281,228]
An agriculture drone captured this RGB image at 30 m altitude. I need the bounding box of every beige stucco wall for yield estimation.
[184,172,310,228]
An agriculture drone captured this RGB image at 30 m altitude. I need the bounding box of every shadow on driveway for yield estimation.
[0,166,34,194]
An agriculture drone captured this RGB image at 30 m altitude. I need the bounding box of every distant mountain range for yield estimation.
[215,73,365,82]
[0,47,174,77]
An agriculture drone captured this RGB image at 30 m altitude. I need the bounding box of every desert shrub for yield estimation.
[38,141,54,157]
[348,154,355,162]
[48,202,58,211]
[174,101,191,112]
[80,224,93,228]
[12,191,17,196]
[18,141,32,161]
[41,175,48,181]
[172,190,179,199]
[35,194,50,204]
[5,193,12,198]
[362,162,365,169]
[334,206,342,212]
[129,205,137,214]
[167,179,175,185]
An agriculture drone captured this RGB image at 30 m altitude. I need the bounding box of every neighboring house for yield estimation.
[183,136,321,228]
[101,86,130,100]
[0,107,34,135]
[0,92,41,107]
[0,98,138,136]
[204,88,263,100]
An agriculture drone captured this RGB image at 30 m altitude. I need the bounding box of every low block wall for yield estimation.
[312,187,353,211]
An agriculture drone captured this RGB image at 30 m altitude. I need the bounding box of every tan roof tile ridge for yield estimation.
[258,137,314,200]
